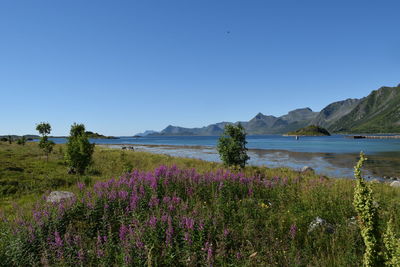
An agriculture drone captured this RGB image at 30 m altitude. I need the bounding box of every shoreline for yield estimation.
[98,143,400,182]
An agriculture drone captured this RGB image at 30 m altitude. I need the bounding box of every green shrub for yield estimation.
[217,123,249,168]
[65,123,94,174]
[16,136,26,145]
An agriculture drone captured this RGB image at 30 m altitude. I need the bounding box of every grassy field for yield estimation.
[0,142,399,266]
[0,142,314,213]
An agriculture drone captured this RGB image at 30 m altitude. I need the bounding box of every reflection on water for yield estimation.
[105,144,400,180]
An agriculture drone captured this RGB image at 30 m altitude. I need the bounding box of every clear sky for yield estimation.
[1,0,399,136]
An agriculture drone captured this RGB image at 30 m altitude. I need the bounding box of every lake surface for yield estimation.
[46,135,400,180]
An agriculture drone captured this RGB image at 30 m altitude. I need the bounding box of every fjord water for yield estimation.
[48,135,400,179]
[50,135,400,153]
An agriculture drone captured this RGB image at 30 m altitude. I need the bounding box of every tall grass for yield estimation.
[0,142,317,212]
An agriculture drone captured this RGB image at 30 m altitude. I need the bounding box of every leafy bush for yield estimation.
[16,136,26,145]
[217,123,249,168]
[65,123,94,174]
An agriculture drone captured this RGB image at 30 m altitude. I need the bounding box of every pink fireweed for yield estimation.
[289,223,298,240]
[148,215,157,228]
[3,164,300,266]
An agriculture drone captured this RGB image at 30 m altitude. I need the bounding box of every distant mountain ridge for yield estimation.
[153,108,319,136]
[144,84,400,135]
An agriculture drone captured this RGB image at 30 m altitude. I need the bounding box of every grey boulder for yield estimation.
[308,217,335,234]
[46,191,75,203]
[390,181,400,188]
[301,166,314,173]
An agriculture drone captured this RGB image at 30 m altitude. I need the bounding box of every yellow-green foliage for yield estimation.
[353,152,381,266]
[383,218,400,266]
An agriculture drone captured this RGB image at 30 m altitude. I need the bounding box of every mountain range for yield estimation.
[140,84,400,136]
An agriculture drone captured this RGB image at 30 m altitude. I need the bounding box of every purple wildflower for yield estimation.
[148,196,160,208]
[54,231,63,247]
[77,182,85,191]
[198,221,205,231]
[182,217,194,230]
[184,232,192,245]
[97,249,104,258]
[161,214,168,223]
[119,224,129,241]
[118,190,129,200]
[163,196,171,204]
[124,255,132,265]
[77,249,84,263]
[149,216,157,228]
[203,241,213,263]
[223,228,230,237]
[248,187,254,196]
[172,195,181,204]
[155,165,167,177]
[166,215,174,245]
[136,240,144,249]
[289,223,298,239]
[129,193,139,210]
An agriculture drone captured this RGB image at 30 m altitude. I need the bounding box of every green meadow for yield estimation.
[0,142,399,266]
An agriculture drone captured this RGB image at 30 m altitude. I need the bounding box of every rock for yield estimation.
[46,191,75,203]
[370,179,381,183]
[301,166,314,173]
[347,216,358,227]
[308,217,335,234]
[390,181,400,188]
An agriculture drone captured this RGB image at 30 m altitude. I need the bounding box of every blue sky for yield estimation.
[1,0,399,136]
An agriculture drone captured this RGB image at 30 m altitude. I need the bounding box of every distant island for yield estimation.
[85,131,119,139]
[285,125,331,136]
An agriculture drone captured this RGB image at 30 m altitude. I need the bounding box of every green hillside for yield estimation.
[329,85,400,133]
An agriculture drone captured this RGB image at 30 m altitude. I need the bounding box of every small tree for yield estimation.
[36,122,55,161]
[65,123,94,174]
[8,135,12,144]
[16,136,26,145]
[217,123,250,168]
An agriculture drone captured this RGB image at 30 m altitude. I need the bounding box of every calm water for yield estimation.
[49,135,400,154]
[45,135,400,180]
